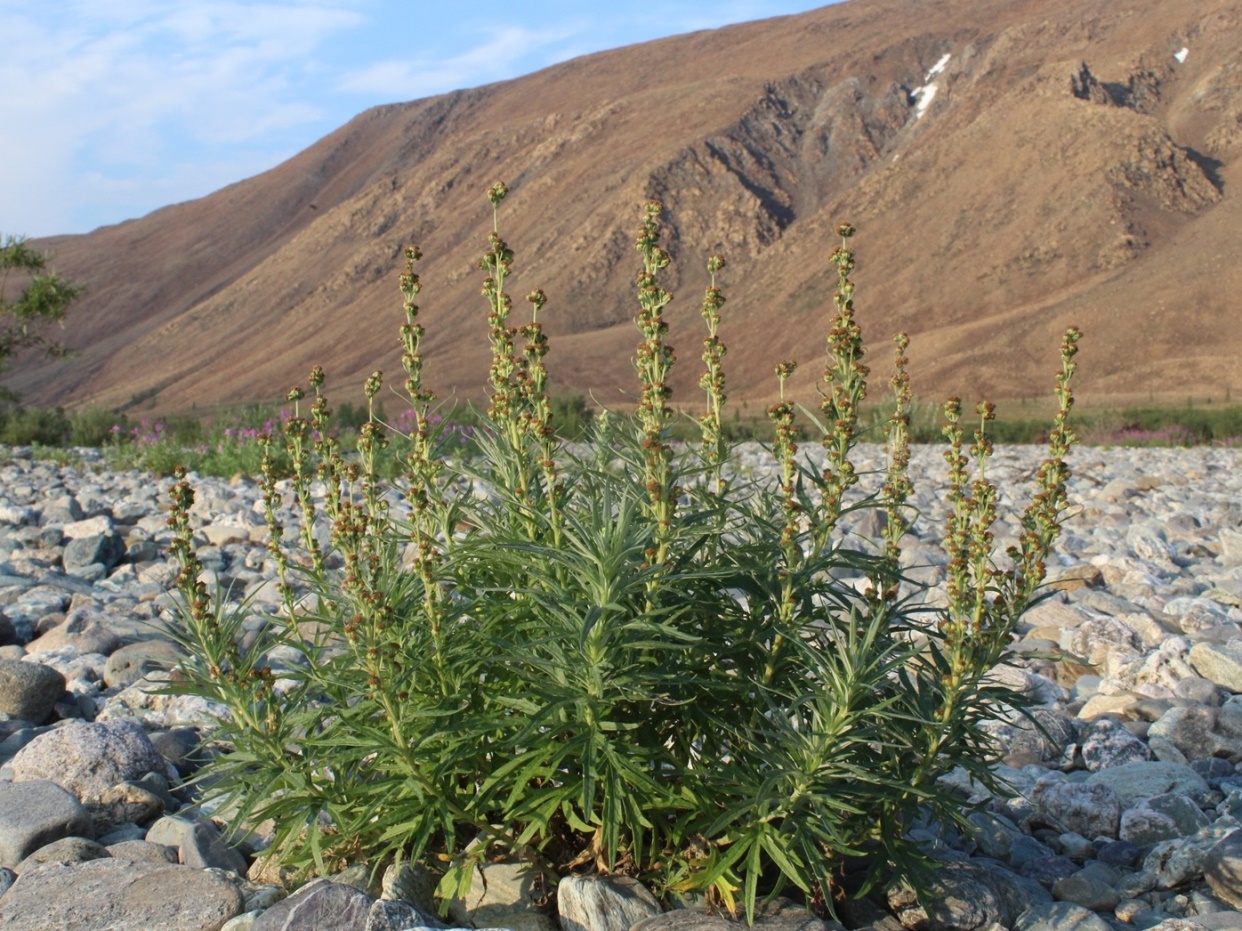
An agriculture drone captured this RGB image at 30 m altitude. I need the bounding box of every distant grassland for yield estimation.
[1,395,1241,466]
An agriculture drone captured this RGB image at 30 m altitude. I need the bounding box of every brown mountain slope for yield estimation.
[7,0,1242,415]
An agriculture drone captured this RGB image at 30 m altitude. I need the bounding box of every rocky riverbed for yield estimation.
[0,442,1241,931]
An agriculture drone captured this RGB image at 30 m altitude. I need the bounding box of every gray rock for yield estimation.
[1128,525,1175,564]
[0,857,244,930]
[10,719,170,804]
[106,839,180,864]
[1120,794,1210,847]
[1150,705,1229,764]
[381,859,438,913]
[1013,900,1114,930]
[1050,874,1119,913]
[1056,833,1095,860]
[148,726,204,774]
[0,658,64,723]
[25,608,121,656]
[62,516,115,540]
[13,835,109,874]
[0,780,93,868]
[557,875,662,931]
[252,877,373,931]
[145,815,248,873]
[887,860,1024,930]
[1085,762,1209,805]
[89,780,166,835]
[1177,677,1224,707]
[1190,643,1242,693]
[41,495,85,524]
[103,638,185,688]
[1020,856,1079,886]
[449,856,556,931]
[366,898,444,931]
[1145,828,1222,889]
[1204,830,1242,909]
[1030,778,1122,839]
[62,533,125,572]
[1081,718,1151,771]
[967,810,1026,861]
[631,899,837,931]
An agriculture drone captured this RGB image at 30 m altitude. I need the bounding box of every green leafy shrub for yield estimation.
[0,403,71,445]
[166,185,1080,918]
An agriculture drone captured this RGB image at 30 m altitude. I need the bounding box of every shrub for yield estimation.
[0,403,71,445]
[166,185,1080,918]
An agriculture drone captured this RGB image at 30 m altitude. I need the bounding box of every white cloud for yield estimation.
[338,23,585,100]
[0,0,364,236]
[0,0,836,237]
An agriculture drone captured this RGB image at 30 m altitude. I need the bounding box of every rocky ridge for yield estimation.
[1,444,1242,930]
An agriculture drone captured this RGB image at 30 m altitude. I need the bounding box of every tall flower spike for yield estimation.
[876,332,913,595]
[699,254,728,493]
[812,224,868,549]
[633,201,676,567]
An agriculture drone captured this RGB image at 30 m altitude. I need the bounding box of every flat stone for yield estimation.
[1085,762,1209,805]
[25,608,121,656]
[106,839,180,865]
[201,524,251,547]
[13,836,110,875]
[1205,830,1242,909]
[1190,643,1242,692]
[1050,875,1119,913]
[0,780,93,868]
[251,877,373,931]
[632,900,838,931]
[366,897,444,931]
[103,639,185,689]
[0,857,244,930]
[62,516,115,540]
[1013,900,1114,931]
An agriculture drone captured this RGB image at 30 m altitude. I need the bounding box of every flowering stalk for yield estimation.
[698,255,728,497]
[873,333,913,599]
[814,225,868,550]
[762,360,801,687]
[398,244,449,695]
[482,183,521,433]
[282,384,325,574]
[168,466,276,733]
[257,430,298,620]
[521,287,563,542]
[633,201,676,566]
[1008,327,1082,609]
[480,182,540,519]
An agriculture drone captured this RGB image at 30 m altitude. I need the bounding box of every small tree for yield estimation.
[0,235,83,400]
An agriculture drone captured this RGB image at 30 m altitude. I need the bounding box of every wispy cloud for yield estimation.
[0,0,364,236]
[0,0,833,237]
[337,22,587,101]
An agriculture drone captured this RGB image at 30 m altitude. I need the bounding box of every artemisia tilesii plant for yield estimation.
[166,184,1082,922]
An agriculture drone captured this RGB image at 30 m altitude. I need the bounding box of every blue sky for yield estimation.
[1,0,838,238]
